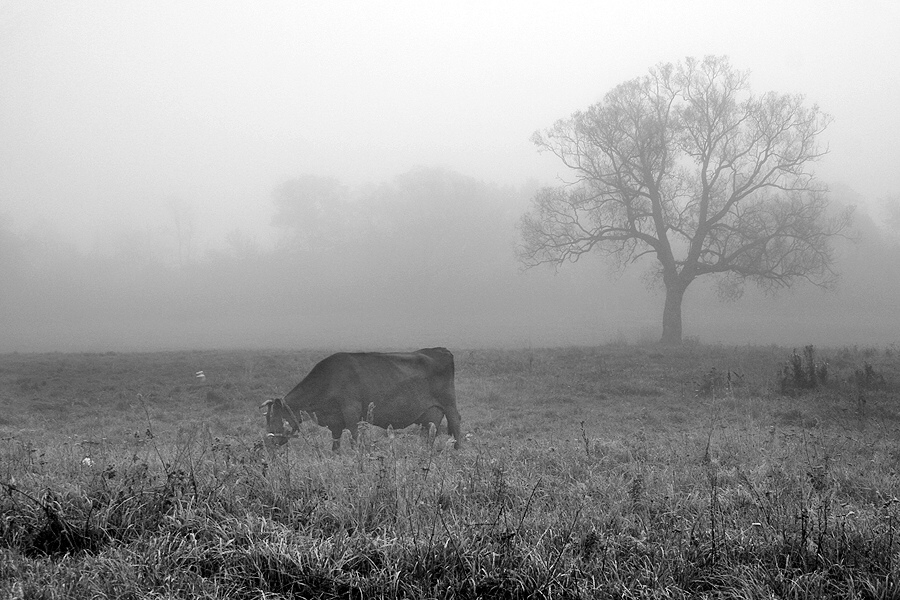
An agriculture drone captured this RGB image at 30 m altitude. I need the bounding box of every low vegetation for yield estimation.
[1,344,899,598]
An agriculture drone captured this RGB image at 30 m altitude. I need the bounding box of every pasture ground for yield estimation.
[1,344,899,598]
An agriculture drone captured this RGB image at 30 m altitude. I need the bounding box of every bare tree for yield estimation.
[519,56,852,344]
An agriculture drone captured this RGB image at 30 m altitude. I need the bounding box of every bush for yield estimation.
[780,345,829,395]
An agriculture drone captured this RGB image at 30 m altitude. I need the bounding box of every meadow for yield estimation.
[1,344,899,599]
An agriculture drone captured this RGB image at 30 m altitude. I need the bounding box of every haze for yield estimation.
[1,1,899,352]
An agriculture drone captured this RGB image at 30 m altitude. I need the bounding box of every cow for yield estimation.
[261,347,461,451]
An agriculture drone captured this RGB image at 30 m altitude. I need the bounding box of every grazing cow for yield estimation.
[261,347,461,451]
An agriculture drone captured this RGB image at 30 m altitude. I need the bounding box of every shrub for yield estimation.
[780,345,829,395]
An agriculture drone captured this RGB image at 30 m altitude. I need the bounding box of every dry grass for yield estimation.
[1,344,899,598]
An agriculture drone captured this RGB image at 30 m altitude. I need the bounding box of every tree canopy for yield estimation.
[519,56,852,344]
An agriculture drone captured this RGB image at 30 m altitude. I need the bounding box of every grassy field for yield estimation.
[1,344,899,598]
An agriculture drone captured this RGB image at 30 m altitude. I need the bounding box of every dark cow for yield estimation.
[261,347,461,451]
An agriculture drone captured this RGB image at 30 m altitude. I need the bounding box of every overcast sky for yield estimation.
[1,0,898,251]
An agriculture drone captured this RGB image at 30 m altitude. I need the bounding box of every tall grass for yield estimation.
[2,345,900,598]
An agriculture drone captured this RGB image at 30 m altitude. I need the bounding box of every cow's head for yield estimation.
[260,397,300,446]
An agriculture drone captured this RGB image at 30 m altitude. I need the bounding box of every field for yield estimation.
[2,344,900,599]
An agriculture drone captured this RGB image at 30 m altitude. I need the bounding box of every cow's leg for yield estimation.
[445,406,462,449]
[419,406,444,447]
[419,423,436,447]
[329,425,342,452]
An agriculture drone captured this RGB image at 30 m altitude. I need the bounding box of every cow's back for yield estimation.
[349,349,452,399]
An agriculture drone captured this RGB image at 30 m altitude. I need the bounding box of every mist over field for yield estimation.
[1,2,899,352]
[2,171,897,352]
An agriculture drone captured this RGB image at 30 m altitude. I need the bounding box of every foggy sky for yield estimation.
[2,2,900,352]
[2,1,898,251]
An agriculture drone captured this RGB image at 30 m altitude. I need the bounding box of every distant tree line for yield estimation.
[1,168,628,350]
[0,166,896,351]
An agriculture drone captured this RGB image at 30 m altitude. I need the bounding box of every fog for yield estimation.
[1,1,899,352]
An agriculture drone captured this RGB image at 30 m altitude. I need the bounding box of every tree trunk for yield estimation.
[660,283,686,345]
